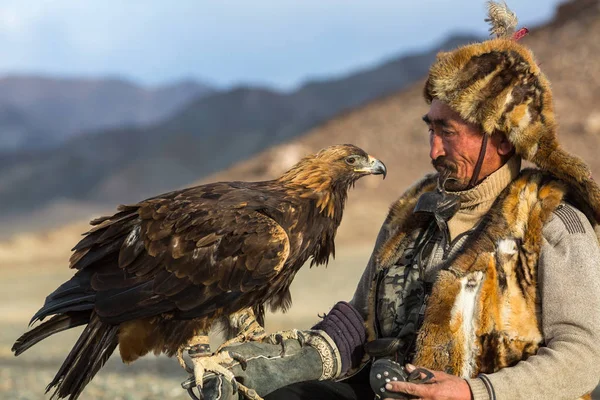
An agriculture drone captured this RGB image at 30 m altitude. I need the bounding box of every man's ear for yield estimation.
[493,131,514,156]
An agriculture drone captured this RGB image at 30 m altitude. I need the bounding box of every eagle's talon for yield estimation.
[186,387,203,400]
[229,351,248,371]
[183,373,264,400]
[181,375,197,390]
[296,331,307,347]
[274,333,286,357]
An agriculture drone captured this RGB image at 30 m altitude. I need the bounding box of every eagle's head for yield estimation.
[279,144,386,217]
[313,144,386,182]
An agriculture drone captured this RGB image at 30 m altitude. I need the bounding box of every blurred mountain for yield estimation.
[0,34,479,228]
[0,104,50,151]
[0,76,214,152]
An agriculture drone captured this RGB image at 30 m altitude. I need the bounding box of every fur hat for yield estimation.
[423,1,600,223]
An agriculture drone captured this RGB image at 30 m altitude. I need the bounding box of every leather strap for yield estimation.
[408,367,435,384]
[468,133,489,189]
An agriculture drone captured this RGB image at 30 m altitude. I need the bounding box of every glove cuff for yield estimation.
[205,330,343,398]
[304,329,342,380]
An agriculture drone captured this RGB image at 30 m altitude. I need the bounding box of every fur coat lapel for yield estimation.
[369,169,578,377]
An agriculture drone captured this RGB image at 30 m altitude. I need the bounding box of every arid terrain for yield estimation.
[0,242,375,399]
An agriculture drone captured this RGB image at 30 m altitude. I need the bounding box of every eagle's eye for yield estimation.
[345,156,358,165]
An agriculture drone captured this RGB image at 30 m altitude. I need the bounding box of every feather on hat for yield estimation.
[423,1,600,224]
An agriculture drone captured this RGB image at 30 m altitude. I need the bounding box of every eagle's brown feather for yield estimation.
[12,144,385,400]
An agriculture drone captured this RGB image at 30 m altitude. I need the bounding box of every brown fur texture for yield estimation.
[370,169,595,399]
[423,9,600,224]
[413,171,565,375]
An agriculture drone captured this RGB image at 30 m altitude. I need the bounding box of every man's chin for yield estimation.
[443,178,469,192]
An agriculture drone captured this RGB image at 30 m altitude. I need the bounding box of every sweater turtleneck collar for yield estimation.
[447,156,521,240]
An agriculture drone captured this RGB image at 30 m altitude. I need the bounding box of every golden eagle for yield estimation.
[12,144,386,400]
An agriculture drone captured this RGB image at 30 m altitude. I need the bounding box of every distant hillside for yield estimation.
[201,0,600,246]
[0,35,478,228]
[0,76,214,152]
[0,104,50,150]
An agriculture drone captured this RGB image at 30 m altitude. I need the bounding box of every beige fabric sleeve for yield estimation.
[468,204,600,400]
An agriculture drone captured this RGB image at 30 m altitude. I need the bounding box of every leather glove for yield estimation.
[183,330,340,400]
[184,301,366,400]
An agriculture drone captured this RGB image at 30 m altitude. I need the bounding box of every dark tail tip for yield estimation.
[46,315,118,400]
[13,312,90,357]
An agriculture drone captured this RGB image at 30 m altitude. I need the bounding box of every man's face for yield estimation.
[423,99,508,191]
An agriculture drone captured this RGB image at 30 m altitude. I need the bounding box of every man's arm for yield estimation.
[350,218,392,318]
[467,204,600,400]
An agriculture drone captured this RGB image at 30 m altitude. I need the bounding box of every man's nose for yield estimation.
[430,133,445,160]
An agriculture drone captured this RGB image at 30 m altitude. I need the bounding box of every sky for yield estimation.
[0,0,566,90]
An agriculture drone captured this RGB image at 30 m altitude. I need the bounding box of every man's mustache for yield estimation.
[432,157,458,173]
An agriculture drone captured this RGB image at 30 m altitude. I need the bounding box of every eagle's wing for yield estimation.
[71,183,291,323]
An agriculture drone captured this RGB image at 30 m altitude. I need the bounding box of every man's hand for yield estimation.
[384,364,473,400]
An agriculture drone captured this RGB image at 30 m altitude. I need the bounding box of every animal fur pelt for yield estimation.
[367,169,595,399]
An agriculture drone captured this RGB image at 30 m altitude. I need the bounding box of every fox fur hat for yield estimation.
[423,1,600,223]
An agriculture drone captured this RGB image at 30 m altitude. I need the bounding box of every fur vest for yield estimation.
[365,169,594,378]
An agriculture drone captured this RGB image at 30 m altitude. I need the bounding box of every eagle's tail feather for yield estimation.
[46,314,118,400]
[11,312,90,356]
[30,293,96,324]
[30,269,96,325]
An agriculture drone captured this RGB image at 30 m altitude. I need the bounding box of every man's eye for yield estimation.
[442,130,454,137]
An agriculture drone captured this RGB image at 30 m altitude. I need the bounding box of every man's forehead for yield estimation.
[424,99,466,126]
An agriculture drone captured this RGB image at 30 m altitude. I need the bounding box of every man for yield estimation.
[192,2,600,399]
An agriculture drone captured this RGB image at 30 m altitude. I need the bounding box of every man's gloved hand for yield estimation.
[183,330,337,400]
[183,301,367,400]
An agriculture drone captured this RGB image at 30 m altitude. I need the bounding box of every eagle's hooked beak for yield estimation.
[355,155,387,179]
